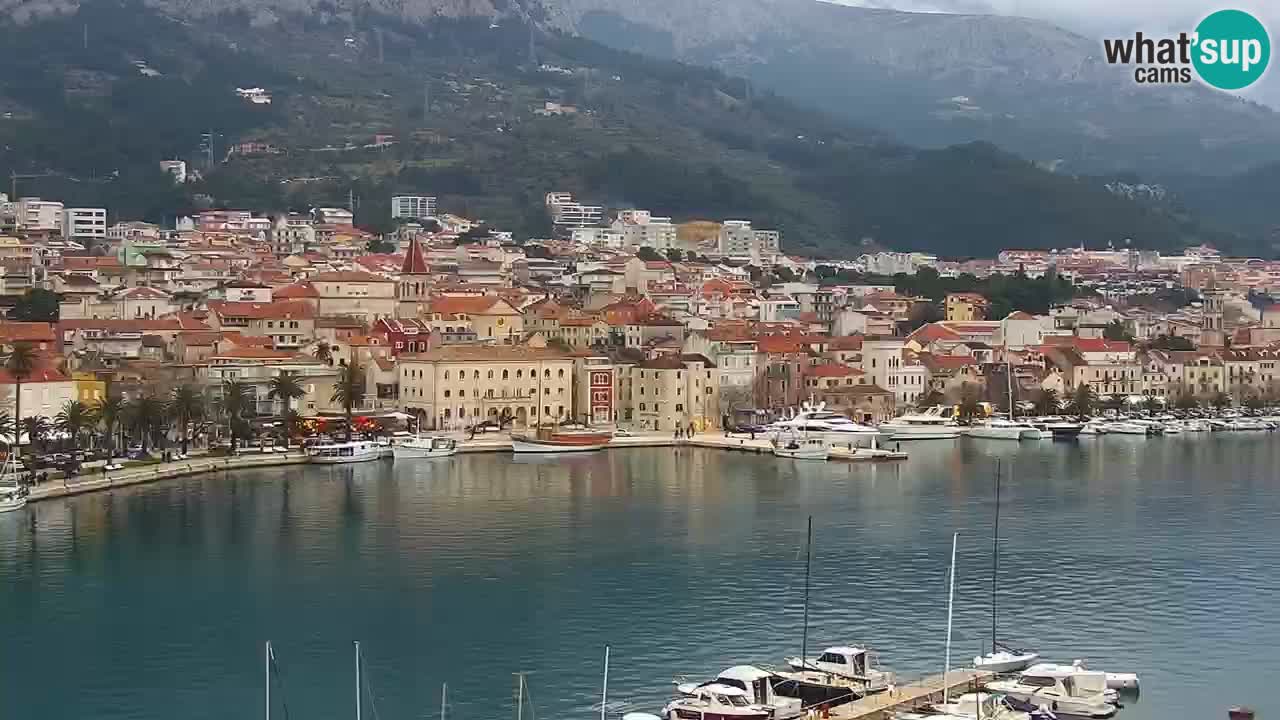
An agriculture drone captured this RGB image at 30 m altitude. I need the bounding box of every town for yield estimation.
[0,183,1277,458]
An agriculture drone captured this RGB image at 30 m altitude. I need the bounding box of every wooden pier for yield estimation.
[825,669,993,720]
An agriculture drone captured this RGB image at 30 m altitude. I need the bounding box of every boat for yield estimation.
[1182,419,1211,432]
[919,692,1043,720]
[1078,421,1107,437]
[1102,421,1147,436]
[1040,421,1083,439]
[1068,660,1140,692]
[768,400,880,443]
[965,418,1044,441]
[307,440,389,464]
[986,665,1118,718]
[771,430,830,460]
[511,426,612,453]
[676,667,804,720]
[0,452,27,513]
[879,406,961,440]
[975,465,1041,674]
[392,435,458,459]
[782,646,896,696]
[662,684,772,720]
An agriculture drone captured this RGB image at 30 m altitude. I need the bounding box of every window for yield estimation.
[502,370,509,380]
[486,389,494,398]
[676,403,683,412]
[557,369,564,378]
[459,389,466,398]
[517,369,523,379]
[473,370,480,380]
[488,370,494,379]
[818,653,847,665]
[444,370,450,380]
[640,403,647,411]
[544,369,551,378]
[444,390,451,398]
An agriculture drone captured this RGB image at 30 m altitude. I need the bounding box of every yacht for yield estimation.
[965,418,1044,441]
[914,692,1042,720]
[986,665,1118,718]
[675,667,804,720]
[782,646,895,695]
[879,406,961,440]
[1078,421,1107,437]
[662,683,772,720]
[1182,419,1211,432]
[392,435,457,459]
[1103,420,1148,436]
[769,401,880,443]
[974,648,1040,674]
[307,440,389,464]
[0,453,27,512]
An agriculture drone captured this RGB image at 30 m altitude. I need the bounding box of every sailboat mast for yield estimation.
[943,531,958,704]
[442,682,448,720]
[992,461,1001,656]
[601,645,610,720]
[265,641,271,720]
[515,672,525,720]
[800,515,813,669]
[355,641,362,720]
[1007,362,1015,420]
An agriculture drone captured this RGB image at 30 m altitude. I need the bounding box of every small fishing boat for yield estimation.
[986,666,1118,717]
[511,426,612,453]
[662,684,772,720]
[308,440,388,464]
[392,435,457,459]
[771,431,829,460]
[965,418,1044,441]
[1077,421,1107,437]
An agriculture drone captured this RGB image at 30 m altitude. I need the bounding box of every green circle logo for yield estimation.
[1193,9,1270,90]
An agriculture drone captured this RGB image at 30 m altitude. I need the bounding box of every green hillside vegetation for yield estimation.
[0,0,1245,256]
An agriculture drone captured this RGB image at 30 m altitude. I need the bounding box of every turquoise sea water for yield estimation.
[2,435,1277,720]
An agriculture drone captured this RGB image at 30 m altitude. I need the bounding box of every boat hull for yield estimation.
[668,711,770,720]
[965,425,1029,440]
[392,446,457,459]
[773,448,830,460]
[0,496,27,513]
[309,452,384,464]
[512,439,608,453]
[882,426,960,440]
[974,651,1039,673]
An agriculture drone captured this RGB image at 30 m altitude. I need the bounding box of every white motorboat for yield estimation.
[986,665,1117,718]
[1069,659,1140,692]
[1078,421,1107,436]
[1160,422,1182,434]
[0,453,27,513]
[965,418,1044,441]
[975,649,1040,674]
[880,406,960,440]
[1103,421,1148,436]
[784,646,895,695]
[663,683,772,720]
[1182,419,1210,432]
[308,440,389,464]
[771,431,830,460]
[769,401,880,443]
[392,435,457,459]
[923,692,1037,720]
[676,666,803,720]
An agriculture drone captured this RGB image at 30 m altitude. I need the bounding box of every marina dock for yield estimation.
[827,669,993,720]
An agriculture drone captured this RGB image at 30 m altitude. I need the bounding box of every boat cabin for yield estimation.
[680,666,802,719]
[808,647,874,677]
[665,684,770,720]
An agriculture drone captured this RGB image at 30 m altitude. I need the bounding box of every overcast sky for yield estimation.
[833,0,1279,106]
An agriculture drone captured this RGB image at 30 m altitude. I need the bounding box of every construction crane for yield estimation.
[9,172,55,200]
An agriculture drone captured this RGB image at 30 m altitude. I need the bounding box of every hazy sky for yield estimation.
[834,0,1279,106]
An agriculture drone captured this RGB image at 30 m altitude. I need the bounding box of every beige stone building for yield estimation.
[423,296,524,344]
[629,354,719,432]
[309,270,398,320]
[398,343,574,430]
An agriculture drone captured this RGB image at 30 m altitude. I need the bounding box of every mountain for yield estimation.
[541,0,1280,177]
[0,0,1244,256]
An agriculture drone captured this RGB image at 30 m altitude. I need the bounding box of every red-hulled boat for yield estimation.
[510,426,613,453]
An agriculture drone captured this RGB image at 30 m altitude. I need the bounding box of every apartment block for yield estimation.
[391,195,437,220]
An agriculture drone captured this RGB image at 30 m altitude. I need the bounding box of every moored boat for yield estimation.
[771,431,829,460]
[392,435,458,459]
[663,683,772,720]
[676,666,804,720]
[512,426,612,453]
[965,418,1043,441]
[782,646,895,695]
[0,453,27,512]
[880,406,961,440]
[307,440,388,464]
[985,665,1118,718]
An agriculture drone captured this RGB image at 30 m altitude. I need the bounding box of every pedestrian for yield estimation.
[750,430,756,441]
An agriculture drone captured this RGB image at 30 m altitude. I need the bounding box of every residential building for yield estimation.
[944,292,987,322]
[391,195,437,220]
[309,270,398,319]
[16,198,63,232]
[717,220,780,262]
[629,354,719,432]
[312,207,355,226]
[545,192,603,234]
[398,342,575,430]
[159,159,187,183]
[860,337,928,406]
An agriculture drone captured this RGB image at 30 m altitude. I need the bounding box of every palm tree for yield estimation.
[127,395,166,453]
[5,343,38,454]
[268,371,306,446]
[1034,388,1059,416]
[168,384,205,454]
[1069,384,1097,418]
[331,360,366,442]
[55,400,95,448]
[314,341,333,366]
[1175,392,1199,410]
[21,416,50,454]
[282,409,303,446]
[95,395,126,455]
[219,380,251,453]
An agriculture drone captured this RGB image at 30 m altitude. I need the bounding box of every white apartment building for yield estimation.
[16,198,63,231]
[861,252,938,276]
[159,159,188,184]
[62,208,108,243]
[391,195,437,220]
[570,227,624,247]
[717,220,780,262]
[545,192,603,232]
[611,210,678,250]
[861,337,928,407]
[312,207,354,226]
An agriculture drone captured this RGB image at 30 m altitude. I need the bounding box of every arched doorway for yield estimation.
[515,406,528,427]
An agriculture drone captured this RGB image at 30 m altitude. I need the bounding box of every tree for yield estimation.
[1141,396,1163,413]
[10,289,60,322]
[1034,388,1060,416]
[1174,393,1199,410]
[663,248,685,263]
[635,246,663,262]
[1244,394,1265,411]
[21,416,50,453]
[219,380,251,453]
[282,409,303,444]
[168,384,205,454]
[331,360,366,441]
[455,224,492,245]
[314,341,334,366]
[4,343,38,453]
[95,395,126,454]
[268,371,306,447]
[55,400,95,448]
[128,395,166,452]
[367,238,397,254]
[1103,320,1133,342]
[1068,384,1096,417]
[956,384,983,425]
[917,389,945,410]
[1151,334,1195,351]
[905,302,943,332]
[1211,391,1232,409]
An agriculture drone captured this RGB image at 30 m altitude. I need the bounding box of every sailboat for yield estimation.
[974,462,1039,674]
[965,364,1044,441]
[0,450,28,513]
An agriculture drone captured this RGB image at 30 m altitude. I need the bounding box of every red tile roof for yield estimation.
[274,282,319,299]
[401,237,430,274]
[807,363,861,377]
[426,296,516,316]
[827,335,864,351]
[308,270,394,283]
[0,322,57,344]
[208,300,316,320]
